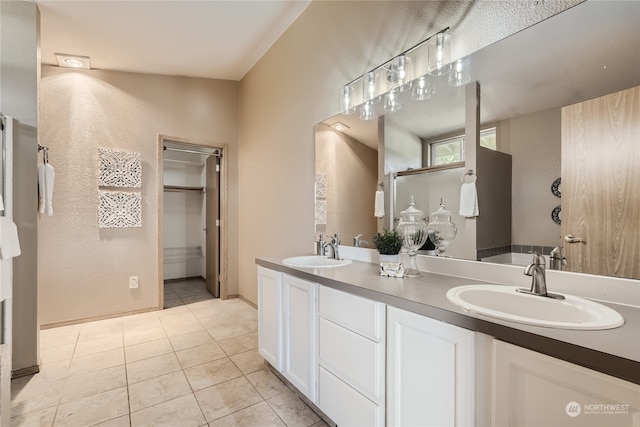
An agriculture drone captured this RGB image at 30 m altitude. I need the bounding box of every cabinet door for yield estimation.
[257,267,282,370]
[387,307,475,427]
[493,340,640,427]
[282,274,318,402]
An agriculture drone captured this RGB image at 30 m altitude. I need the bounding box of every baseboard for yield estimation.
[40,306,159,329]
[12,364,39,379]
[237,295,256,308]
[163,276,205,283]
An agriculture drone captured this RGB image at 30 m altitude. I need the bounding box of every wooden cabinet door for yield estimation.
[387,307,475,427]
[561,86,639,279]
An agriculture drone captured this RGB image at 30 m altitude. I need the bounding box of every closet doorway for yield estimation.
[159,135,227,305]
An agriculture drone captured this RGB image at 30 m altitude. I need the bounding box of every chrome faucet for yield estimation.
[323,234,341,260]
[353,233,369,247]
[549,246,567,271]
[517,251,564,300]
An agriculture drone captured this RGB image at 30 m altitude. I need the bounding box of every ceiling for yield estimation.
[36,0,311,81]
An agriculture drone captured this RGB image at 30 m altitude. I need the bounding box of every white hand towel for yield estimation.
[0,193,4,211]
[374,190,385,218]
[0,217,21,260]
[38,163,55,216]
[459,182,479,217]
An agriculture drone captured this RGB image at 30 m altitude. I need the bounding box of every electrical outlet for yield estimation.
[129,276,139,289]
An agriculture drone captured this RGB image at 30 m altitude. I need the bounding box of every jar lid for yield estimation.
[399,195,425,222]
[430,200,453,221]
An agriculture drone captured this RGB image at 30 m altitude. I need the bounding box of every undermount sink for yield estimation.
[446,284,624,330]
[283,256,352,269]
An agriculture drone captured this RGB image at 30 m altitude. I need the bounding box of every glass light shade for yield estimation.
[396,196,428,277]
[383,90,401,114]
[339,84,356,114]
[360,100,376,120]
[386,54,413,92]
[448,57,471,87]
[427,201,457,256]
[411,75,435,101]
[428,32,452,76]
[363,71,382,104]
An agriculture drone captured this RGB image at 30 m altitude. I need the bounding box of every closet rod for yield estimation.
[164,146,221,157]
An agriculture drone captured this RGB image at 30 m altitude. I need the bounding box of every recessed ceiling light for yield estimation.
[55,53,91,70]
[330,122,350,132]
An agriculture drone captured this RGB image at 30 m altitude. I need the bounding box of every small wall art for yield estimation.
[98,148,142,188]
[98,190,142,228]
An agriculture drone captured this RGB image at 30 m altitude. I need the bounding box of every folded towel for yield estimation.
[374,190,385,218]
[0,193,4,211]
[0,217,21,260]
[459,182,479,217]
[38,163,55,216]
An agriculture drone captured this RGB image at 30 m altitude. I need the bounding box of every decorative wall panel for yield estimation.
[98,191,142,228]
[98,148,142,188]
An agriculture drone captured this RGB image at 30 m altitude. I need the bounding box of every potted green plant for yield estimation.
[373,229,403,262]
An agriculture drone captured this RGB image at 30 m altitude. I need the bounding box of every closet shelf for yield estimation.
[164,185,205,193]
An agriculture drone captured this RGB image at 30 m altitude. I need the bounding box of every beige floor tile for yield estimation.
[37,359,71,383]
[310,419,331,427]
[194,376,264,422]
[40,326,80,350]
[162,318,205,337]
[184,357,243,392]
[54,386,129,427]
[11,375,64,417]
[267,390,320,427]
[218,332,258,356]
[168,329,215,351]
[68,348,125,376]
[10,404,57,427]
[61,365,126,403]
[206,322,254,341]
[126,352,182,384]
[128,370,192,412]
[74,334,123,357]
[208,401,285,427]
[93,415,131,426]
[125,338,173,363]
[122,314,163,333]
[130,393,206,427]
[245,368,290,400]
[157,305,190,317]
[78,318,123,341]
[175,342,227,369]
[159,310,198,324]
[230,349,266,375]
[40,343,75,365]
[123,325,167,347]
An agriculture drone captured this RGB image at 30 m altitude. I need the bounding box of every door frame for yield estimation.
[157,134,229,309]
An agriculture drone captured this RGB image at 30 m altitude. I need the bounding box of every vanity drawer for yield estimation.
[318,285,385,341]
[319,317,384,404]
[318,366,384,427]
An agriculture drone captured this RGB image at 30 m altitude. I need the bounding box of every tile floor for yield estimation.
[11,279,328,427]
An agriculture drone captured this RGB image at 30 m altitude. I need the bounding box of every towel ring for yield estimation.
[461,170,477,184]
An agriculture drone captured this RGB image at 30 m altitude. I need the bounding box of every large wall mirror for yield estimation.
[315,1,639,279]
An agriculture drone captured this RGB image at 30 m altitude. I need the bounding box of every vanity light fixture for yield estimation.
[55,53,91,70]
[339,26,467,121]
[448,57,471,87]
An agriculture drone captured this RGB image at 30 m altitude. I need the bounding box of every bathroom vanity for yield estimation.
[256,255,640,426]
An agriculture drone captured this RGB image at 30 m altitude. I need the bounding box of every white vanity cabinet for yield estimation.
[387,306,478,427]
[282,274,318,402]
[493,340,640,427]
[257,266,282,370]
[317,286,386,427]
[257,267,318,402]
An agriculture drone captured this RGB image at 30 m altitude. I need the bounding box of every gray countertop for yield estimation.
[256,257,640,385]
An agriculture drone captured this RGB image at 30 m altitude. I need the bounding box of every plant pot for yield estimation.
[379,254,400,263]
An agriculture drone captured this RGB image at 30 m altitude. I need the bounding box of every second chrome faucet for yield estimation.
[517,251,564,300]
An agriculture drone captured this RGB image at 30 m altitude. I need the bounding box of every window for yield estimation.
[480,127,497,150]
[430,136,464,166]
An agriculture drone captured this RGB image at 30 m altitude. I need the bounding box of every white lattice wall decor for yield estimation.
[98,191,142,228]
[98,148,142,188]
